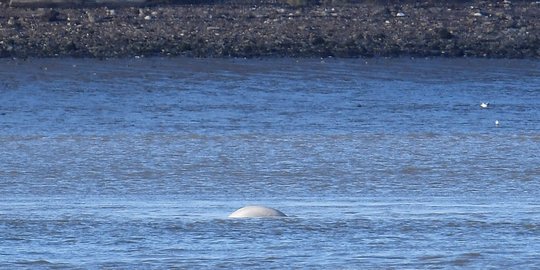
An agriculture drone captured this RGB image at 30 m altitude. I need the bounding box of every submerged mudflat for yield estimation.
[0,1,539,58]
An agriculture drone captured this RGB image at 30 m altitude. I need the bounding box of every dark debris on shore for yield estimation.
[0,0,539,58]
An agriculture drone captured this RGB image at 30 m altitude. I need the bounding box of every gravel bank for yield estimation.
[1,1,539,58]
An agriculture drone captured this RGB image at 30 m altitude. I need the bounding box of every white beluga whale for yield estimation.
[228,205,287,218]
[480,102,489,108]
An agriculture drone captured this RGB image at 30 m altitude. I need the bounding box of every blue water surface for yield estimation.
[1,57,539,268]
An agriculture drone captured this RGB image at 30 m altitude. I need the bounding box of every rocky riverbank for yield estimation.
[0,1,539,58]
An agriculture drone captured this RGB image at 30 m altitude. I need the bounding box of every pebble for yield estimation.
[0,1,538,58]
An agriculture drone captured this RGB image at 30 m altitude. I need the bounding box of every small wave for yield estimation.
[16,259,53,265]
[451,252,482,267]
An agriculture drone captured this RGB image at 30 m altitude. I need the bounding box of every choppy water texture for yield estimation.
[1,58,540,268]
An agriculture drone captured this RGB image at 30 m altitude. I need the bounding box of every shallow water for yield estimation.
[1,57,539,268]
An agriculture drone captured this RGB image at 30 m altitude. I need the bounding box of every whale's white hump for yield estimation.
[228,205,287,218]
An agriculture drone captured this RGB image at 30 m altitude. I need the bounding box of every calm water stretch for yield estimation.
[1,58,539,268]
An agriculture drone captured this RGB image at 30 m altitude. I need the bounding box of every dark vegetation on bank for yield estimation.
[0,0,539,58]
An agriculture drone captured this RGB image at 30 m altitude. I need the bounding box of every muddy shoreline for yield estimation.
[1,1,539,58]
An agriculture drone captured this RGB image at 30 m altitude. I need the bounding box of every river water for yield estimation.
[1,57,539,268]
